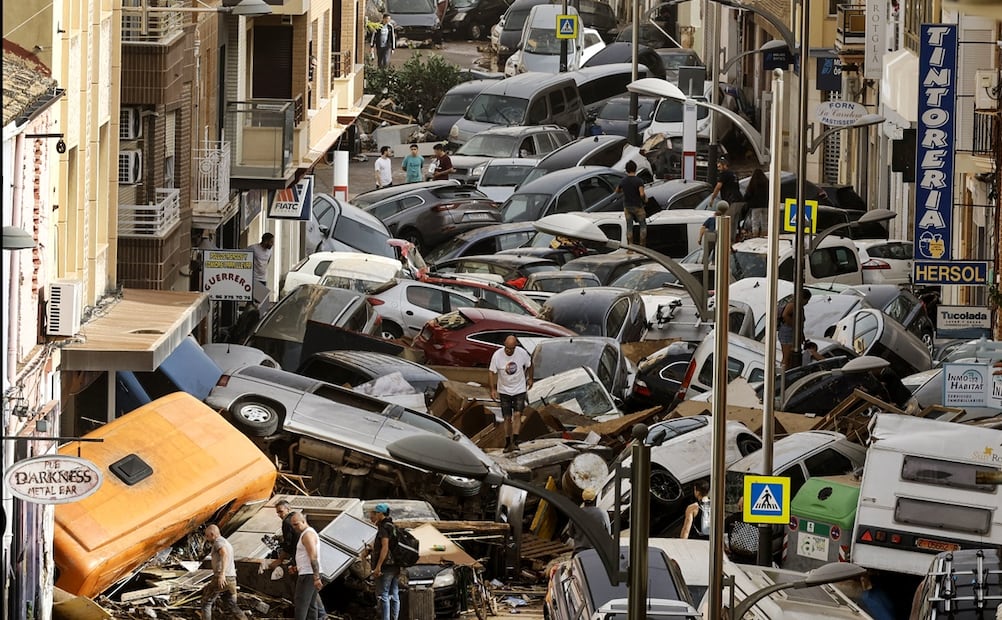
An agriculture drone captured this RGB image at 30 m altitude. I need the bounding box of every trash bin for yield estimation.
[785,475,860,572]
[408,585,435,620]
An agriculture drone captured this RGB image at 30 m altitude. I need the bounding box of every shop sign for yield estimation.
[5,455,103,504]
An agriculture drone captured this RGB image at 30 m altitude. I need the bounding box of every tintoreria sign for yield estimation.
[5,455,103,504]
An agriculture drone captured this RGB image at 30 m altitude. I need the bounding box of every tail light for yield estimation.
[862,258,891,270]
[677,359,697,401]
[506,276,528,289]
[633,380,651,397]
[367,297,385,306]
[432,202,459,212]
[216,375,230,387]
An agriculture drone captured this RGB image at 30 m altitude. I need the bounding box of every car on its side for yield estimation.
[367,278,478,339]
[298,350,447,395]
[499,166,626,222]
[432,254,559,289]
[306,193,395,257]
[531,335,632,400]
[627,340,698,409]
[422,272,542,316]
[519,135,652,184]
[540,287,647,343]
[840,284,935,354]
[429,80,497,140]
[412,307,576,366]
[828,308,933,377]
[356,183,500,253]
[447,124,572,183]
[853,238,913,285]
[474,158,538,203]
[521,270,602,302]
[244,284,382,370]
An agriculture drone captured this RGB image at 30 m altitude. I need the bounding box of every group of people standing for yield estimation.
[375,143,455,189]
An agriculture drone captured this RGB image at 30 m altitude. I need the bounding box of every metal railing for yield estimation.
[193,141,231,210]
[224,99,295,180]
[835,4,865,51]
[121,0,185,44]
[119,188,181,238]
[331,50,353,80]
[971,112,998,156]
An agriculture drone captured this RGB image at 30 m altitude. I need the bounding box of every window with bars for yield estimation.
[903,0,935,53]
[822,92,842,184]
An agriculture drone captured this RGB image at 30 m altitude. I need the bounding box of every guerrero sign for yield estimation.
[5,455,103,504]
[202,250,255,301]
[913,24,957,268]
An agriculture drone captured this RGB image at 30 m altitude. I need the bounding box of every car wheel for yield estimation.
[401,228,423,253]
[381,320,404,340]
[921,330,935,356]
[649,468,682,503]
[468,23,483,40]
[231,400,280,437]
[737,436,762,457]
[442,474,483,497]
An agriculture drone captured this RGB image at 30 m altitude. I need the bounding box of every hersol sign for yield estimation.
[5,455,103,504]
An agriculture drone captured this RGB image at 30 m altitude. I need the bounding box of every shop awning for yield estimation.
[61,289,210,372]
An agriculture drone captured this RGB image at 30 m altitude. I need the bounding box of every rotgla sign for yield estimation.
[5,455,103,504]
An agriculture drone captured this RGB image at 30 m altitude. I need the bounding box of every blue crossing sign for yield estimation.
[556,15,578,39]
[742,475,791,524]
[783,198,818,234]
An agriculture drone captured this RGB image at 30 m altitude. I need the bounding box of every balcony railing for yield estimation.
[331,50,353,80]
[224,99,295,181]
[193,141,231,215]
[971,112,998,157]
[121,0,185,44]
[835,4,865,51]
[119,188,181,238]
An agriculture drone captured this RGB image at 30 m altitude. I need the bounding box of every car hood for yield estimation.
[449,155,494,170]
[392,14,439,28]
[521,52,564,73]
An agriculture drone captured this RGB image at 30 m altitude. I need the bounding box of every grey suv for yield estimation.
[448,124,572,182]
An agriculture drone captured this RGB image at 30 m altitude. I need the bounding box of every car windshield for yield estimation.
[466,94,528,124]
[524,28,563,54]
[319,275,391,293]
[500,193,551,222]
[425,236,468,264]
[504,8,531,31]
[457,134,520,157]
[386,0,435,14]
[653,98,710,123]
[730,251,767,280]
[530,380,615,417]
[530,275,597,292]
[451,0,477,7]
[662,53,701,69]
[438,91,480,115]
[333,216,394,257]
[611,269,677,290]
[600,98,654,121]
[480,164,535,187]
[254,287,359,342]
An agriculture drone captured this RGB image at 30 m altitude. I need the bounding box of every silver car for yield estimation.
[206,364,501,497]
[368,279,479,339]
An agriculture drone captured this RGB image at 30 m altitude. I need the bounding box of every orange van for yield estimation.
[53,392,277,597]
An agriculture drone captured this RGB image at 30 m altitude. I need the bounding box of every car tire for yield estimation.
[401,228,423,253]
[230,400,280,437]
[381,321,404,340]
[649,468,683,503]
[921,330,935,356]
[442,475,482,497]
[468,23,483,40]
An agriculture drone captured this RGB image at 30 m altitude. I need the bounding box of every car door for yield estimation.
[552,186,585,215]
[498,231,533,250]
[401,283,450,333]
[581,174,621,211]
[306,194,342,252]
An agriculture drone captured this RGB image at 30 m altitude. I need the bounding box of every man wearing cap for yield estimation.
[569,488,611,553]
[368,503,400,620]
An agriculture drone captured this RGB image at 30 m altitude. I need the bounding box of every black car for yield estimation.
[573,0,619,42]
[655,48,704,83]
[644,178,713,211]
[429,80,496,140]
[431,254,559,289]
[562,251,653,285]
[519,136,652,184]
[781,356,909,414]
[539,287,647,343]
[628,340,697,409]
[613,24,675,49]
[297,350,447,395]
[840,284,936,354]
[591,95,657,139]
[424,222,537,265]
[583,42,668,80]
[444,0,511,39]
[386,0,443,43]
[499,166,626,222]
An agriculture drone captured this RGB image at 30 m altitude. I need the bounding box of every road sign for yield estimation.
[556,15,578,39]
[743,475,791,524]
[782,198,818,234]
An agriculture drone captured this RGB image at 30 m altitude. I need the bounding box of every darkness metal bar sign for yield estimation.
[913,24,957,277]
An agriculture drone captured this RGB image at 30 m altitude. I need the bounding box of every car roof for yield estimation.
[482,157,540,169]
[479,72,577,95]
[533,135,628,170]
[570,62,644,83]
[544,286,635,306]
[471,124,567,137]
[728,431,850,474]
[563,251,650,268]
[514,165,624,193]
[841,284,912,307]
[308,350,445,378]
[528,270,598,280]
[644,178,712,200]
[452,307,575,332]
[443,79,498,95]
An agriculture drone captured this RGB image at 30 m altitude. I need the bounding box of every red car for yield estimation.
[413,308,576,367]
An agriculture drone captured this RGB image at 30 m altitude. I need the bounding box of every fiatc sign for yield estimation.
[5,455,103,504]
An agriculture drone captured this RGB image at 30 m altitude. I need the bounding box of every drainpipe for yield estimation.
[7,134,25,387]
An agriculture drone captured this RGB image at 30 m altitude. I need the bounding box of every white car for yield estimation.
[642,84,731,143]
[853,238,913,284]
[313,252,408,293]
[279,252,350,297]
[579,27,606,66]
[368,279,478,339]
[474,158,538,203]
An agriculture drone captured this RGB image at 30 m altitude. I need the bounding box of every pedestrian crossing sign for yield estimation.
[783,198,818,234]
[742,475,791,524]
[556,15,578,39]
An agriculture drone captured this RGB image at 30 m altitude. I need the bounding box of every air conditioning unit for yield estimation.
[974,70,1000,110]
[119,107,142,140]
[47,280,83,337]
[118,150,143,185]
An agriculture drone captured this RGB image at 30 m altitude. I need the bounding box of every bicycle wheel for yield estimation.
[470,575,495,620]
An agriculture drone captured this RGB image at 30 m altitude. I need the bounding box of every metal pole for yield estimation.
[708,215,730,620]
[560,0,569,72]
[791,0,810,367]
[758,68,784,566]
[706,0,719,185]
[627,423,651,620]
[627,0,640,145]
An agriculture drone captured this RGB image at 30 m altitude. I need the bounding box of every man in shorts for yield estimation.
[489,335,533,452]
[615,160,647,247]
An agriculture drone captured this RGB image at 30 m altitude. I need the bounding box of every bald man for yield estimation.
[489,334,533,452]
[290,512,324,620]
[200,524,248,620]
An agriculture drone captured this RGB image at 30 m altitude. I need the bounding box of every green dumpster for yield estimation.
[785,475,860,572]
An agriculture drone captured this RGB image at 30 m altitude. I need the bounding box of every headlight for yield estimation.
[433,568,456,588]
[498,44,510,54]
[453,11,467,21]
[448,125,460,141]
[472,163,487,177]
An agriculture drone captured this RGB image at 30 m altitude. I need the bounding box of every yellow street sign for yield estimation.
[742,475,791,524]
[556,15,578,39]
[782,198,819,234]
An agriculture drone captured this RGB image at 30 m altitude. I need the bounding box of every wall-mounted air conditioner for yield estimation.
[120,107,143,140]
[118,150,143,185]
[47,280,83,337]
[974,70,1000,111]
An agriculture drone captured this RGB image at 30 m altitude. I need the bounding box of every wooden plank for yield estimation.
[119,584,173,603]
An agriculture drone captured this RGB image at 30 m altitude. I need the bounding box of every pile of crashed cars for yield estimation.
[52,182,1002,618]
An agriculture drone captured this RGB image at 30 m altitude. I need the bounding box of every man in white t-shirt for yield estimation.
[248,232,274,306]
[374,146,394,189]
[489,335,533,452]
[291,511,323,620]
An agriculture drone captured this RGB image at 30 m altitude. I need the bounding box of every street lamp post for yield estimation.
[720,39,789,75]
[807,209,897,254]
[728,562,866,618]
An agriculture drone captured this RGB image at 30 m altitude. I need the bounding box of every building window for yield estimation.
[828,0,849,17]
[903,0,935,53]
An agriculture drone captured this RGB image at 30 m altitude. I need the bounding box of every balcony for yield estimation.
[331,50,369,119]
[192,141,238,227]
[121,0,185,45]
[835,5,865,52]
[225,99,296,189]
[119,188,181,238]
[971,112,998,158]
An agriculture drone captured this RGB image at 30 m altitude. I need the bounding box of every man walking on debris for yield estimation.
[489,334,533,452]
[290,512,324,620]
[200,524,249,620]
[367,503,401,620]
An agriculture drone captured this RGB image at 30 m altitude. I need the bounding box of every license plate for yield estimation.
[916,538,960,553]
[464,212,494,222]
[797,532,829,561]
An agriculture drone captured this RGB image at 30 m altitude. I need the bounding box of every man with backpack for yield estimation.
[368,503,401,620]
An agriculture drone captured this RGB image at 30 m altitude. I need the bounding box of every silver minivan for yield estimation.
[449,72,586,144]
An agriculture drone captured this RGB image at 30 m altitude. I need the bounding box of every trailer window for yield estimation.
[894,498,992,535]
[902,456,998,493]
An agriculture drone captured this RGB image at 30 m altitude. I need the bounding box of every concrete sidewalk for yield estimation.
[312,148,442,202]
